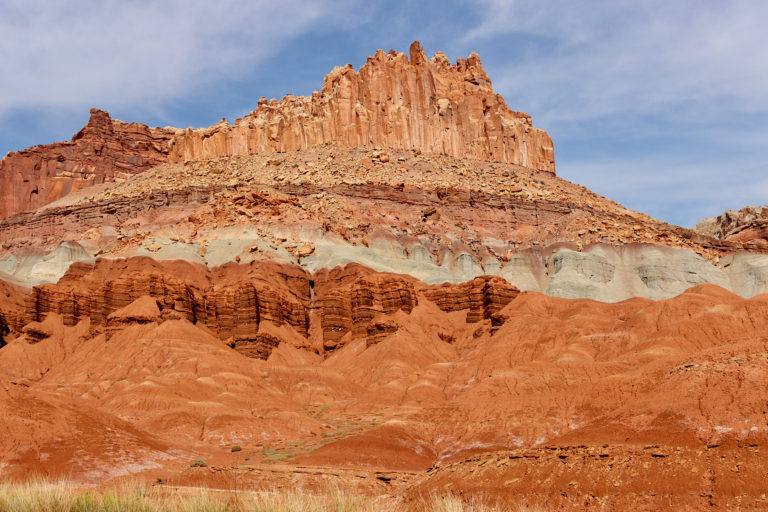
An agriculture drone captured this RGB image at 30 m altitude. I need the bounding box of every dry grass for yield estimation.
[0,480,548,511]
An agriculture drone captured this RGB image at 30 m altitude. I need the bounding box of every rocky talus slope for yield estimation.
[2,145,766,301]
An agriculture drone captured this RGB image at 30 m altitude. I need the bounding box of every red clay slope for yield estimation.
[2,261,768,510]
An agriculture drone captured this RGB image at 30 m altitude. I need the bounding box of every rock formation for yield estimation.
[167,41,555,173]
[314,265,419,350]
[0,109,177,219]
[3,41,768,510]
[0,280,26,347]
[422,275,519,323]
[694,205,768,247]
[23,258,311,342]
[0,42,554,221]
[14,258,525,355]
[4,270,768,510]
[4,145,761,300]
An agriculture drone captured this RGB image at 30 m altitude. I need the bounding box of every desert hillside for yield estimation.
[1,42,767,510]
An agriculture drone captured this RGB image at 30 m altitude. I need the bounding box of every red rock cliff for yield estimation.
[168,41,555,173]
[0,109,177,219]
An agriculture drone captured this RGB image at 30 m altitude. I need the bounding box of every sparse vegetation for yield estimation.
[252,404,388,464]
[231,445,242,452]
[190,459,208,468]
[0,480,546,512]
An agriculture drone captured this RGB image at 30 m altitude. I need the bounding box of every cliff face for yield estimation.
[13,258,524,357]
[422,275,519,323]
[168,41,555,173]
[0,109,177,219]
[313,265,420,351]
[23,258,311,346]
[0,280,26,347]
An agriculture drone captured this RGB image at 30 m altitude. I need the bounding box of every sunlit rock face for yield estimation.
[167,41,556,174]
[0,109,178,219]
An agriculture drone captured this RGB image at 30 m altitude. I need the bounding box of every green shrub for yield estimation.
[190,459,207,468]
[231,445,242,452]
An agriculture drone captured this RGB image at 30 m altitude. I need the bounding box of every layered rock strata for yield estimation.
[0,41,554,222]
[10,258,525,355]
[423,275,519,323]
[0,109,177,218]
[2,146,767,302]
[167,41,555,172]
[0,280,26,347]
[23,258,311,343]
[313,265,420,350]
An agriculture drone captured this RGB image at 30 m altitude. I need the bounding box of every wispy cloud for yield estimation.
[464,0,768,123]
[0,0,361,116]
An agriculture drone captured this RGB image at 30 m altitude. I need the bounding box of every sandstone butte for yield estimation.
[2,42,768,511]
[166,41,555,173]
[0,41,553,220]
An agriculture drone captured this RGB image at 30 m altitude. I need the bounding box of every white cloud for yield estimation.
[464,0,768,123]
[0,0,360,116]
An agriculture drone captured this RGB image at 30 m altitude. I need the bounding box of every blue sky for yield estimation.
[1,0,766,227]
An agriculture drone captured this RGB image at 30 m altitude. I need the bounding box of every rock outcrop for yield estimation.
[4,40,768,510]
[0,280,26,347]
[168,41,555,173]
[0,42,554,221]
[422,275,519,323]
[12,259,530,355]
[4,144,767,302]
[0,109,177,219]
[24,258,311,341]
[6,261,768,510]
[314,265,419,351]
[694,206,768,247]
[227,333,282,360]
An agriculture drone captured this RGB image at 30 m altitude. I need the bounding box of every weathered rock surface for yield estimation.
[314,264,419,350]
[0,42,554,223]
[168,41,555,172]
[0,280,26,347]
[3,41,768,509]
[3,146,764,302]
[15,258,524,354]
[422,275,519,323]
[23,258,311,343]
[695,205,768,247]
[0,109,177,219]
